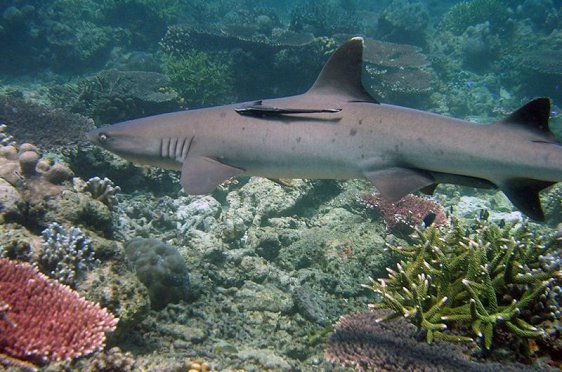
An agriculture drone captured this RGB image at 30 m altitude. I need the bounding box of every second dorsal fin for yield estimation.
[496,98,556,143]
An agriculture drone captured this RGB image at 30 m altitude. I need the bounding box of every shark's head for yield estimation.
[87,113,188,170]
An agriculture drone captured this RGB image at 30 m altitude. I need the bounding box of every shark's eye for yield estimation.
[98,133,108,143]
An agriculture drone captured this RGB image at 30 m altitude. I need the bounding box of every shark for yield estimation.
[87,37,562,221]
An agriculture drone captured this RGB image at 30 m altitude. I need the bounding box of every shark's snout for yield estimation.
[86,128,102,144]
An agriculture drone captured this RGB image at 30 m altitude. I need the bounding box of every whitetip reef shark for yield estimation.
[87,37,562,221]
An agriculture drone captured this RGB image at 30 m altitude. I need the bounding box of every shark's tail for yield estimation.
[493,98,556,221]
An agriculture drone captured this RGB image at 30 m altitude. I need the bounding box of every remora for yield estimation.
[87,37,562,221]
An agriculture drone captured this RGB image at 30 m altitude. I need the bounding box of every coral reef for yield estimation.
[325,309,530,371]
[49,70,180,125]
[365,216,561,359]
[357,193,448,238]
[124,238,191,310]
[361,38,433,105]
[0,258,117,368]
[158,25,333,100]
[161,50,234,108]
[39,222,97,286]
[78,261,151,334]
[79,346,135,372]
[0,142,113,236]
[0,96,95,152]
[377,0,430,47]
[288,0,361,37]
[441,0,511,35]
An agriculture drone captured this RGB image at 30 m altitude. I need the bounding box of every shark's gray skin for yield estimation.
[87,37,562,221]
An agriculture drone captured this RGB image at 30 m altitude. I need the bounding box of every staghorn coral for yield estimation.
[357,193,448,238]
[325,309,529,371]
[364,216,562,354]
[0,258,117,368]
[39,222,97,286]
[75,176,121,206]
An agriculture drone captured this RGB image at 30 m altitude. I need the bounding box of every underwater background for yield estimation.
[0,0,561,370]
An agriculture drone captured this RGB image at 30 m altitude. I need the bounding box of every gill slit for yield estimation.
[183,136,195,161]
[169,137,178,160]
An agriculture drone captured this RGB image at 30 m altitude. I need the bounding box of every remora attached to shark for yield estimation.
[87,37,562,221]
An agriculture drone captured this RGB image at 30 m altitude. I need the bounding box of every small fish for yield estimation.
[422,212,436,227]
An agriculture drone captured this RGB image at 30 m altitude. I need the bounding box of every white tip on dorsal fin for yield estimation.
[307,37,378,104]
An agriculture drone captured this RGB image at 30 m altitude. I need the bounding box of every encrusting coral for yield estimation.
[364,215,561,354]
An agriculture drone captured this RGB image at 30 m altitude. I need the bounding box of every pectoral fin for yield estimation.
[181,157,244,195]
[364,168,435,202]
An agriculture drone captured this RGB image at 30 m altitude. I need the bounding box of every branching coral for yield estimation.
[0,258,117,368]
[39,222,97,287]
[364,216,561,351]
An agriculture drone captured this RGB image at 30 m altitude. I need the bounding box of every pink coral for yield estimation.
[0,258,117,367]
[357,193,447,236]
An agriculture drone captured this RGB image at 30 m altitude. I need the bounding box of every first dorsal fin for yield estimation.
[307,37,378,104]
[496,98,555,142]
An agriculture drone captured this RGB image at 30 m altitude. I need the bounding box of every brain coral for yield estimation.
[124,238,190,310]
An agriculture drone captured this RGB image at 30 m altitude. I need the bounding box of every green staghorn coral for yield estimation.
[365,215,561,350]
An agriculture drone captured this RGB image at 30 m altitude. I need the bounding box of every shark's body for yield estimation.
[88,37,562,221]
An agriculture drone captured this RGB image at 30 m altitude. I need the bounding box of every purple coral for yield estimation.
[357,193,447,236]
[325,310,534,371]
